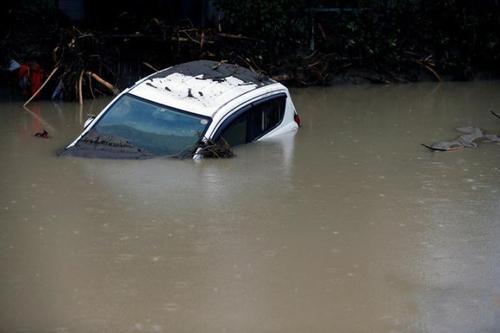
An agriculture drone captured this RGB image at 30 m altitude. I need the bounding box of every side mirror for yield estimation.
[84,116,95,129]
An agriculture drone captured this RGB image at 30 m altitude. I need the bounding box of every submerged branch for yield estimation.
[192,139,234,159]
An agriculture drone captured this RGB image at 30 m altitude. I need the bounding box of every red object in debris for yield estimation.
[16,63,44,97]
[17,64,30,96]
[29,63,43,97]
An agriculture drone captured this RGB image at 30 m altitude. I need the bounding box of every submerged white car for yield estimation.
[62,60,300,159]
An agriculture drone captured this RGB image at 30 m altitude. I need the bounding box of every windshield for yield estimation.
[87,94,210,156]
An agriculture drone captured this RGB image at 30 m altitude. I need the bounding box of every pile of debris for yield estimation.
[193,139,234,159]
[422,111,500,152]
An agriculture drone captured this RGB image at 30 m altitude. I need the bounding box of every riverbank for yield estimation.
[2,1,500,101]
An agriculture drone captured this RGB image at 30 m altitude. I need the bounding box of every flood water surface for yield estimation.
[1,82,500,332]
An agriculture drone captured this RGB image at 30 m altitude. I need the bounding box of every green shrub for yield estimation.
[214,0,309,53]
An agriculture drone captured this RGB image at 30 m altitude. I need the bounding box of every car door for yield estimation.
[213,94,287,147]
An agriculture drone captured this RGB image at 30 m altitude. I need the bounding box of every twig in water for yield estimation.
[415,60,442,82]
[87,72,96,99]
[78,70,84,105]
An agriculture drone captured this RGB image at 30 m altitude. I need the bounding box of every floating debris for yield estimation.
[422,126,500,152]
[34,129,49,139]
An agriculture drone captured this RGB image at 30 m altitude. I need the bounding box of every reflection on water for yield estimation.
[1,82,500,332]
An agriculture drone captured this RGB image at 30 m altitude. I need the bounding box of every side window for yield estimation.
[219,112,247,146]
[218,95,286,146]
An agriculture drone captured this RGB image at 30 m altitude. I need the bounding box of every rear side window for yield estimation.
[217,95,286,146]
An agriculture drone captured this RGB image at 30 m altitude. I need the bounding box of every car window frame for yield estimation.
[211,93,287,144]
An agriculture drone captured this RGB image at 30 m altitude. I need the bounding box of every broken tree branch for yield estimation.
[142,62,159,72]
[87,71,119,95]
[182,30,201,45]
[78,70,84,105]
[87,72,96,99]
[216,32,264,43]
[415,60,442,82]
[23,66,59,107]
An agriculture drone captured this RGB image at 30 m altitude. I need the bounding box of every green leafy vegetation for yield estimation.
[3,0,500,93]
[214,0,309,54]
[215,0,500,82]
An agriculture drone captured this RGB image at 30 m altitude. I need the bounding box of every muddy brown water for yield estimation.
[1,82,500,333]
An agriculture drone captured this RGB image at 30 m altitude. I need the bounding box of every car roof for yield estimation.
[127,60,279,118]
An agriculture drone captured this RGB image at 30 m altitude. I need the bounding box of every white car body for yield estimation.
[65,60,299,159]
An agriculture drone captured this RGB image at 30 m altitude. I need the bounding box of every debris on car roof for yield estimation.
[128,60,280,118]
[150,60,273,86]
